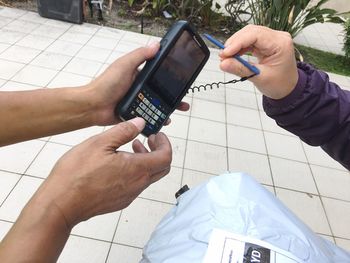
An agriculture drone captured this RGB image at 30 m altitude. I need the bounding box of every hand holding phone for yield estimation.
[117,21,210,136]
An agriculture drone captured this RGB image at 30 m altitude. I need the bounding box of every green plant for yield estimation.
[225,0,253,31]
[344,19,350,58]
[246,0,345,38]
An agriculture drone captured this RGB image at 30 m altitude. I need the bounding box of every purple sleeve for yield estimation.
[263,62,350,170]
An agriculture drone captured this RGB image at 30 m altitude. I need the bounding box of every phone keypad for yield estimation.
[131,91,168,128]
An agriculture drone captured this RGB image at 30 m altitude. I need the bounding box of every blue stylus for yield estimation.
[203,33,260,75]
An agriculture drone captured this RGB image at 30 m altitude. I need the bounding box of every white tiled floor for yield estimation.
[0,6,350,262]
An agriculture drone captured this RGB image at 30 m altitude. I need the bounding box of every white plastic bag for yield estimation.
[141,173,350,263]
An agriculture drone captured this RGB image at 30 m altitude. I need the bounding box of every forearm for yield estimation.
[0,86,96,146]
[263,62,350,170]
[0,193,71,262]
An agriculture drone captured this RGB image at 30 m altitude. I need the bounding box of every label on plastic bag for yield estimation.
[203,229,302,263]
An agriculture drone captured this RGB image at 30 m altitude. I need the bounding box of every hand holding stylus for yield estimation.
[219,25,299,100]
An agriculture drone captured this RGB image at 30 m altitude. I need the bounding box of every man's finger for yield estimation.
[118,42,160,70]
[176,102,190,112]
[220,58,258,78]
[134,133,172,174]
[98,118,146,149]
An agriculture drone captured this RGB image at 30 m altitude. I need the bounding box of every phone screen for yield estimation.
[148,30,207,106]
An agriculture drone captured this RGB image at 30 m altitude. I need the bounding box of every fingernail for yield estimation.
[129,117,146,132]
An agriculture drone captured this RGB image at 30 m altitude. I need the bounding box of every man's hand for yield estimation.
[219,25,299,100]
[37,117,172,227]
[85,42,190,126]
[0,117,172,261]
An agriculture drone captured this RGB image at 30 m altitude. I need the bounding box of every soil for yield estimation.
[1,0,233,46]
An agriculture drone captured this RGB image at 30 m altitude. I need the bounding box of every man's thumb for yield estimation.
[100,118,146,149]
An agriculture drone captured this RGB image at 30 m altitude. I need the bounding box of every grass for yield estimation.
[295,44,350,77]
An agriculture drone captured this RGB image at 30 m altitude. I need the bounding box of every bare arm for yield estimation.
[0,87,95,146]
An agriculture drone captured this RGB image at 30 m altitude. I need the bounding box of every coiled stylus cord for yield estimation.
[188,74,256,93]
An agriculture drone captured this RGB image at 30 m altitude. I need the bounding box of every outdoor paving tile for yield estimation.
[311,165,350,201]
[16,34,56,50]
[18,11,47,24]
[0,29,26,45]
[0,80,41,91]
[26,142,71,179]
[227,102,261,127]
[76,45,111,63]
[0,220,13,241]
[181,169,214,188]
[335,238,350,252]
[0,78,5,87]
[167,136,186,168]
[47,71,92,88]
[114,198,172,247]
[259,111,295,136]
[44,19,72,30]
[227,125,266,154]
[49,126,104,146]
[228,148,272,185]
[63,57,103,77]
[185,140,227,174]
[322,197,350,239]
[188,117,226,147]
[58,31,92,45]
[0,41,8,54]
[0,140,45,174]
[71,211,121,242]
[58,235,110,263]
[276,188,332,235]
[31,24,68,39]
[46,40,83,57]
[191,98,225,122]
[264,131,307,162]
[106,50,125,64]
[140,166,182,204]
[191,83,226,103]
[196,69,225,83]
[11,65,58,87]
[270,157,318,194]
[86,35,120,50]
[0,170,21,205]
[0,176,43,222]
[302,143,346,171]
[121,31,151,45]
[95,27,126,39]
[68,24,100,35]
[0,16,13,28]
[30,51,72,71]
[0,7,26,18]
[106,244,142,263]
[226,88,258,110]
[114,41,144,53]
[0,45,41,64]
[6,19,40,34]
[227,77,256,93]
[161,113,189,139]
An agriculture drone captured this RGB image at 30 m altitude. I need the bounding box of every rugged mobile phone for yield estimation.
[117,20,210,136]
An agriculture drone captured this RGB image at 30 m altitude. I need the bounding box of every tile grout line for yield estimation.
[301,141,336,242]
[0,139,48,208]
[255,88,277,194]
[179,94,194,188]
[103,211,123,263]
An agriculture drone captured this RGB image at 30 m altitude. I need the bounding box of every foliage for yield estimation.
[245,0,345,38]
[344,19,350,58]
[296,44,350,76]
[225,0,252,31]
